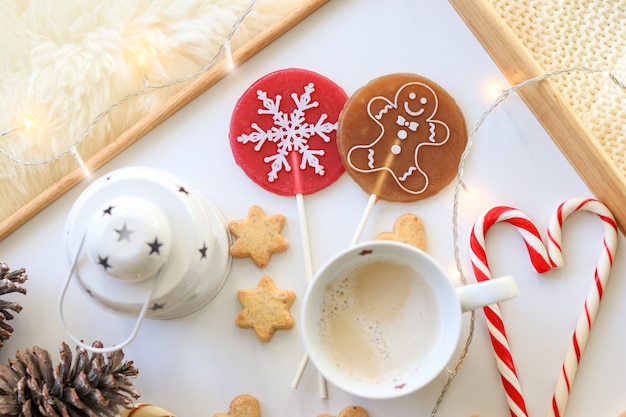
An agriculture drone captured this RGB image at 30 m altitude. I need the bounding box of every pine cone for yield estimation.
[0,262,27,349]
[0,341,140,417]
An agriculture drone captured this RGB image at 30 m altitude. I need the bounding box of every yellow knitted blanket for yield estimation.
[489,1,626,172]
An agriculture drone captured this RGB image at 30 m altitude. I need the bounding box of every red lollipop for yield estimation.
[230,68,347,397]
[230,68,347,196]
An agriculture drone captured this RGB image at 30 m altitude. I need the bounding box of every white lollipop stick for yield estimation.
[291,193,328,398]
[293,192,377,393]
[296,193,314,284]
[351,194,378,245]
[291,191,378,395]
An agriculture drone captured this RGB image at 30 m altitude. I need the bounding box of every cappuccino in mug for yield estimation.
[301,241,517,399]
[319,260,440,384]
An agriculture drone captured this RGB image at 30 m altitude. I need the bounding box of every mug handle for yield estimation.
[456,275,518,313]
[57,232,159,353]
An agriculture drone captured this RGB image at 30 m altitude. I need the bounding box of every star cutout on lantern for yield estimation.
[102,205,115,216]
[115,223,134,242]
[228,205,288,268]
[98,255,112,271]
[199,242,208,260]
[235,276,295,342]
[147,237,163,255]
[178,186,189,196]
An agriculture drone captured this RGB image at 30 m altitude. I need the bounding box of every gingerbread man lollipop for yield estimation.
[337,73,467,242]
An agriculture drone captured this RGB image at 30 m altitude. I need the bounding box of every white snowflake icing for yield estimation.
[237,82,338,182]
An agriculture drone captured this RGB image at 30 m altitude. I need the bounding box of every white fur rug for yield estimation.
[0,0,297,223]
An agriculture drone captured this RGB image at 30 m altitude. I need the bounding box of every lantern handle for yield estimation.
[57,232,159,353]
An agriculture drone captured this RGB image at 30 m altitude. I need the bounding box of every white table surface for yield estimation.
[1,1,625,416]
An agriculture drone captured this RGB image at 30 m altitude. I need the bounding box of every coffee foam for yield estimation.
[319,259,441,383]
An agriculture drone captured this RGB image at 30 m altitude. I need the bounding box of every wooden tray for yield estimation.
[449,0,626,233]
[0,0,327,241]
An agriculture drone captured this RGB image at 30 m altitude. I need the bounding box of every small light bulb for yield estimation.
[460,181,473,199]
[71,146,91,177]
[22,115,35,131]
[485,80,506,100]
[137,51,148,68]
[224,40,235,71]
[449,265,462,285]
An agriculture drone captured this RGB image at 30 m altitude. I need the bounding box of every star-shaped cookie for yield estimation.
[228,205,288,268]
[375,213,426,251]
[236,276,295,342]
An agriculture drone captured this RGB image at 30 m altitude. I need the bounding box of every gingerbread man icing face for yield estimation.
[337,73,467,202]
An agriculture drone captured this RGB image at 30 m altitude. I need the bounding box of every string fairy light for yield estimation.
[22,114,35,131]
[451,66,613,285]
[136,50,149,70]
[1,113,36,138]
[428,66,626,417]
[484,79,507,100]
[0,0,257,171]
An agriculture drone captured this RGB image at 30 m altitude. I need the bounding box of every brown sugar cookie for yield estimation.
[213,394,259,417]
[318,406,369,417]
[228,205,288,268]
[337,73,467,202]
[236,276,295,342]
[375,213,426,251]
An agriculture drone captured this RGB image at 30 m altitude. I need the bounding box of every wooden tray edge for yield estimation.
[449,0,626,233]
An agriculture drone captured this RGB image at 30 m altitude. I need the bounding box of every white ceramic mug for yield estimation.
[300,240,517,399]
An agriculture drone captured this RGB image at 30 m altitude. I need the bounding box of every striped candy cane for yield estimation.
[470,206,551,417]
[545,198,618,417]
[469,198,618,417]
